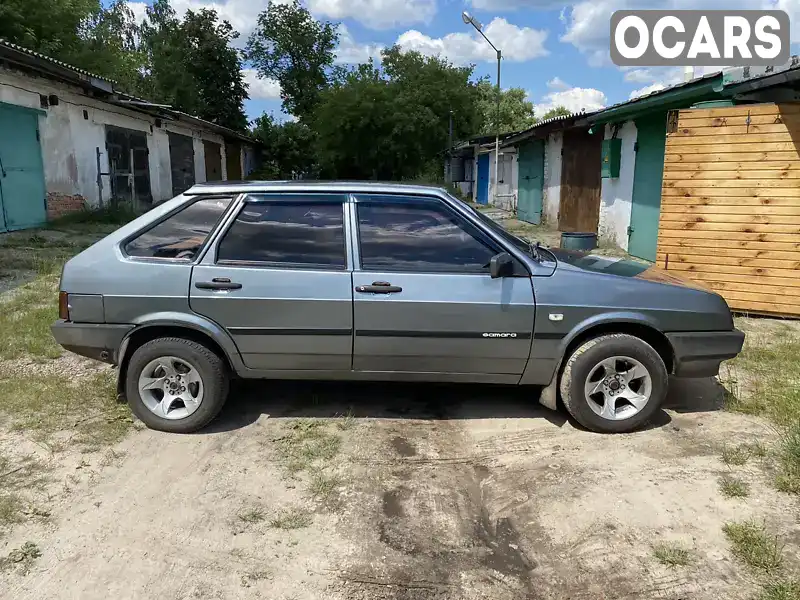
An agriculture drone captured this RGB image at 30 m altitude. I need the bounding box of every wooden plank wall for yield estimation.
[657,103,800,317]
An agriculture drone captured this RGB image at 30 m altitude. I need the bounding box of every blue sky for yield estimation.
[122,0,800,124]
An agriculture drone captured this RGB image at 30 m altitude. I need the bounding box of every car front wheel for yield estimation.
[559,333,668,433]
[125,337,229,433]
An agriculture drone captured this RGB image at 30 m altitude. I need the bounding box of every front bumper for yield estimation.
[666,329,745,378]
[51,320,133,364]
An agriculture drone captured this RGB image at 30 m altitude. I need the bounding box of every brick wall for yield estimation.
[46,192,85,220]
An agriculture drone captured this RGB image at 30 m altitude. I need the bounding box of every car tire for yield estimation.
[124,337,229,433]
[559,333,668,434]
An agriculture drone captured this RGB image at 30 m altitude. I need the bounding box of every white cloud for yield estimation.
[336,25,383,64]
[127,1,148,24]
[397,18,549,64]
[469,0,564,8]
[629,82,665,99]
[547,76,570,90]
[309,0,436,30]
[164,0,281,40]
[533,86,607,115]
[243,69,282,100]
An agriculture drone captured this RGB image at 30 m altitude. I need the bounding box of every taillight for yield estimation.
[58,292,70,321]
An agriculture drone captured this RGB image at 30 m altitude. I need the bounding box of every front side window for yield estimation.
[124,197,231,260]
[356,198,497,272]
[216,199,346,269]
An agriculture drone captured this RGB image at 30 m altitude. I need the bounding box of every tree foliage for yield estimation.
[246,0,340,122]
[539,105,573,120]
[477,79,536,135]
[0,0,248,130]
[250,114,318,179]
[140,0,248,130]
[0,0,101,58]
[312,47,481,180]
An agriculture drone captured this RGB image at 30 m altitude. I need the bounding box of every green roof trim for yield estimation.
[589,73,725,124]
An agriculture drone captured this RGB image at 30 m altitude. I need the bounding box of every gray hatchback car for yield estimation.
[51,182,744,434]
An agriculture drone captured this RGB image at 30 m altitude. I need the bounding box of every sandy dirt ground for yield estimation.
[2,372,798,600]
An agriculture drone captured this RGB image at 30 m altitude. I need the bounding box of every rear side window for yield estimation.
[356,199,497,273]
[216,201,346,269]
[125,197,231,260]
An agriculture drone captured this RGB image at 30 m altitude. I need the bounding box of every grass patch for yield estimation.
[720,442,768,466]
[721,444,752,466]
[47,204,138,227]
[0,494,25,529]
[0,371,132,451]
[238,507,266,524]
[309,470,341,502]
[336,409,356,431]
[275,420,341,475]
[651,542,693,568]
[759,580,800,600]
[269,508,312,530]
[719,475,750,498]
[240,569,272,587]
[0,275,62,359]
[723,520,783,573]
[0,541,41,575]
[776,423,800,494]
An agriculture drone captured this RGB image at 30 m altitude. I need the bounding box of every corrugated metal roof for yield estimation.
[0,38,117,85]
[593,69,723,117]
[0,39,257,144]
[499,110,596,147]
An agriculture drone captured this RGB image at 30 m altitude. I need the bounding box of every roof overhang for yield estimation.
[588,74,724,125]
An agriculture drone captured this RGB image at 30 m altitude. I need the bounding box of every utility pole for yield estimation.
[462,11,502,205]
[447,110,454,184]
[495,49,501,208]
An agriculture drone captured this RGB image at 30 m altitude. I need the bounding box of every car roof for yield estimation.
[184,180,449,197]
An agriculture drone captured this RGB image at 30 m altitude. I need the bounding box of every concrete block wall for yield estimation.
[0,67,229,218]
[597,121,637,250]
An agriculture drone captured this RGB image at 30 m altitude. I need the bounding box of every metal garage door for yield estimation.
[168,132,196,196]
[0,103,46,232]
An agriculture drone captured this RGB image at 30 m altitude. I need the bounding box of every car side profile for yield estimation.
[51,182,745,434]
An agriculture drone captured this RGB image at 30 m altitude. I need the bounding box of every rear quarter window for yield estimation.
[124,197,231,260]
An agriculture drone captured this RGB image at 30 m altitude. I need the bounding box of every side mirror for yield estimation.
[489,252,514,278]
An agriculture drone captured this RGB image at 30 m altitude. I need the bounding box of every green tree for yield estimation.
[312,47,481,180]
[140,0,248,130]
[250,114,318,179]
[72,1,145,92]
[539,105,572,120]
[477,79,536,135]
[246,0,340,121]
[0,0,100,58]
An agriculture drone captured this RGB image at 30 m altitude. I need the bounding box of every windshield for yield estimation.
[450,193,547,258]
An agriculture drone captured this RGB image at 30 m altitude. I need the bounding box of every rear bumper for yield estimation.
[666,329,745,378]
[51,320,133,364]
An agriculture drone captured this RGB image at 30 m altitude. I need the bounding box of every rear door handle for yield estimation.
[356,281,403,294]
[195,278,242,291]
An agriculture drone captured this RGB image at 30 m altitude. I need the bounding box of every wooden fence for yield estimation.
[657,103,800,317]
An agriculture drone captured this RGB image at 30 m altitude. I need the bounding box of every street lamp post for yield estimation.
[462,11,501,207]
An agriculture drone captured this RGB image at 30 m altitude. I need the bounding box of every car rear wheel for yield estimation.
[559,334,668,433]
[125,337,229,433]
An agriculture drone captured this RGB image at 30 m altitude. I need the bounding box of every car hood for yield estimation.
[549,248,710,291]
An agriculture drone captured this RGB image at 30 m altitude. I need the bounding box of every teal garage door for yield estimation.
[628,113,667,261]
[0,103,47,232]
[517,139,544,224]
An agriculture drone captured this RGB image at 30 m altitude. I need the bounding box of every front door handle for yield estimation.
[356,281,403,294]
[195,279,242,291]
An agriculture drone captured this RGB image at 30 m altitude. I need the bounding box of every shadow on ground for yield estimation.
[203,375,726,435]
